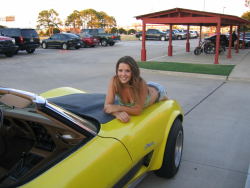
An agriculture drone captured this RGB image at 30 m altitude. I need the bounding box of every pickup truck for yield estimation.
[135,29,168,41]
[80,28,120,46]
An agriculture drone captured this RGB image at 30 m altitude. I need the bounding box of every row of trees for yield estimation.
[37,9,117,35]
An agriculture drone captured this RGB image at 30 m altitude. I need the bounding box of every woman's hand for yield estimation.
[113,111,130,123]
[104,104,120,114]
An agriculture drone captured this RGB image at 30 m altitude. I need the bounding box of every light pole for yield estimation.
[223,6,226,14]
[203,0,206,11]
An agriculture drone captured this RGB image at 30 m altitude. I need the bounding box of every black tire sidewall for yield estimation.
[155,118,183,178]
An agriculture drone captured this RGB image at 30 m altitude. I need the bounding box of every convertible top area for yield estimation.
[48,93,116,124]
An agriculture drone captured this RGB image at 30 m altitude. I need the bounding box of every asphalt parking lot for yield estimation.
[1,40,250,188]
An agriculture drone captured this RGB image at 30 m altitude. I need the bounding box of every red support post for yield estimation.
[227,25,232,59]
[186,25,190,52]
[141,21,147,61]
[235,25,240,53]
[168,24,173,56]
[214,18,221,64]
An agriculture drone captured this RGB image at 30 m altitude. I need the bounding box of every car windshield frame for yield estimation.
[0,88,97,137]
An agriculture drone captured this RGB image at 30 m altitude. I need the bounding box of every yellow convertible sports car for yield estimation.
[0,87,184,188]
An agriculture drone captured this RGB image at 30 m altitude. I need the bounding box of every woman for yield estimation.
[104,56,168,123]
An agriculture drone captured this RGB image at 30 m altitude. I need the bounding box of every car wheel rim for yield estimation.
[174,130,183,167]
[63,44,67,50]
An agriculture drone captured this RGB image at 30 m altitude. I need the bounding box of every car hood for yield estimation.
[0,36,13,41]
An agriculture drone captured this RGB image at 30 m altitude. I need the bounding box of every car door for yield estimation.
[23,135,133,188]
[48,34,58,47]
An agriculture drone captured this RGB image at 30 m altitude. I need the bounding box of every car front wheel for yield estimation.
[62,43,68,50]
[42,43,47,49]
[177,36,182,40]
[160,36,166,41]
[155,118,183,178]
[101,39,108,46]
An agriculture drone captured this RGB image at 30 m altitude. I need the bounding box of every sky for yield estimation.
[0,0,249,28]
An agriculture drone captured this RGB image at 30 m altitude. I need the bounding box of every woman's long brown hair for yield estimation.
[113,56,145,103]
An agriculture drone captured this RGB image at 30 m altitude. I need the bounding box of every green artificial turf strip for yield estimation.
[138,61,235,76]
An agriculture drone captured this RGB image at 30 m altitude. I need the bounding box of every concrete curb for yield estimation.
[141,69,227,80]
[227,77,250,82]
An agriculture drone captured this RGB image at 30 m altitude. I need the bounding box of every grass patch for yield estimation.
[138,61,235,76]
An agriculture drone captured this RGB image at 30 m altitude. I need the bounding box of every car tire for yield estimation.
[155,118,183,178]
[75,46,80,49]
[160,36,166,41]
[101,39,108,46]
[109,42,115,46]
[42,43,47,49]
[62,43,68,50]
[26,49,35,54]
[4,52,14,57]
[194,47,202,55]
[177,36,182,40]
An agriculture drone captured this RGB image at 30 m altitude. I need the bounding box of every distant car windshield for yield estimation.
[65,33,79,39]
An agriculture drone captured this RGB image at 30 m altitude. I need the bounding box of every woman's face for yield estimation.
[117,63,132,84]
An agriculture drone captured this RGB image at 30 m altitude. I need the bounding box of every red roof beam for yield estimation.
[141,17,220,24]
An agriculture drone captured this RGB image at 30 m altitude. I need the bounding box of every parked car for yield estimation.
[0,87,184,188]
[80,28,120,46]
[189,30,199,38]
[239,32,250,48]
[135,29,168,41]
[165,30,187,40]
[77,33,99,47]
[0,36,18,57]
[41,33,81,50]
[0,28,40,54]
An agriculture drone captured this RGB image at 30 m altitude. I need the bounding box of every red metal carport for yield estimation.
[136,8,250,64]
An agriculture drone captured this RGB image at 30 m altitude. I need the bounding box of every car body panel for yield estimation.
[99,100,183,169]
[22,136,132,188]
[40,87,86,99]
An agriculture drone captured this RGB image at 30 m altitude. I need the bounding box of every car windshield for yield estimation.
[65,33,79,39]
[0,93,97,134]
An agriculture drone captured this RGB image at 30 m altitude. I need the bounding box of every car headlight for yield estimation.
[12,39,15,44]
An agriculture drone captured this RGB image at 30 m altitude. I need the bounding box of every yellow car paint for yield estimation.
[40,87,85,99]
[22,136,132,188]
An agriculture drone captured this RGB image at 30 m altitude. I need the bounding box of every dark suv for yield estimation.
[0,28,40,54]
[0,36,18,57]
